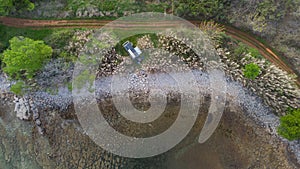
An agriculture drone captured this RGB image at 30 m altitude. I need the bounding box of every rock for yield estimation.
[105,11,111,16]
[83,11,88,17]
[99,11,104,17]
[14,97,31,121]
[76,10,82,17]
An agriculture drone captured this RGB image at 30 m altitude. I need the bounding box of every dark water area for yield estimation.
[120,103,242,169]
[0,99,296,169]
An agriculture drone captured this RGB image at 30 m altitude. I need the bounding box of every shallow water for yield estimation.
[0,99,295,169]
[0,70,296,168]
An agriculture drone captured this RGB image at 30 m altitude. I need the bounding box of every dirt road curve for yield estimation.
[0,16,299,85]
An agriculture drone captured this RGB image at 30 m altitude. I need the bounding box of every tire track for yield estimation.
[0,16,299,86]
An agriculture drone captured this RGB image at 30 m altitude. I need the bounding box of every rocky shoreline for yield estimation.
[1,68,300,167]
[0,32,299,167]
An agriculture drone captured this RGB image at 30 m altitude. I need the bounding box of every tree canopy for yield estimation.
[278,109,300,141]
[175,0,229,20]
[0,0,34,16]
[2,36,52,79]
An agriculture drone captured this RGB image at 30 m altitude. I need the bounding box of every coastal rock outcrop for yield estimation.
[13,96,31,120]
[13,96,44,134]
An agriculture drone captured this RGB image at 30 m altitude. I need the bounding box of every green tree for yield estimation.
[243,63,260,80]
[278,109,300,142]
[175,0,229,20]
[0,0,13,15]
[0,0,34,16]
[2,36,52,79]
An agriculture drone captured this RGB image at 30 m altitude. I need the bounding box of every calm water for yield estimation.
[0,95,293,168]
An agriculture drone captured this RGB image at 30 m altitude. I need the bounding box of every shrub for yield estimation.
[10,81,26,95]
[0,0,34,16]
[248,47,263,59]
[243,63,260,80]
[278,108,300,142]
[0,25,53,52]
[45,30,75,49]
[199,21,225,44]
[2,36,53,79]
[175,0,229,20]
[233,42,263,59]
[234,42,248,57]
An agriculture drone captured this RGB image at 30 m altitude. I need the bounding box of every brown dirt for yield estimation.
[0,16,299,86]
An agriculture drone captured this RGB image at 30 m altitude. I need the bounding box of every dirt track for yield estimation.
[0,16,299,85]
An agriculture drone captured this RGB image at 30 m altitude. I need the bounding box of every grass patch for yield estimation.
[67,82,73,92]
[0,24,53,52]
[44,29,75,49]
[10,81,26,95]
[0,24,83,52]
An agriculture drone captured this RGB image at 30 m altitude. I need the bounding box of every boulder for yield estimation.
[14,97,31,120]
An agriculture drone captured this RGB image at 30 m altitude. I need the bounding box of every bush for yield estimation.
[233,42,262,59]
[45,30,75,49]
[0,42,5,53]
[278,109,300,142]
[248,47,263,59]
[233,42,248,57]
[0,0,34,16]
[175,0,229,20]
[2,36,53,79]
[243,63,260,80]
[0,25,53,52]
[10,81,26,95]
[199,21,225,44]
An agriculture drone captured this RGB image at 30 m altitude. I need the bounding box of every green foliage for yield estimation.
[44,29,75,49]
[233,42,262,59]
[255,0,289,22]
[10,81,26,95]
[73,70,95,90]
[0,25,78,61]
[44,29,77,60]
[243,63,260,80]
[248,47,262,59]
[146,3,168,13]
[98,0,167,13]
[234,42,248,57]
[278,108,300,141]
[66,0,168,16]
[0,25,53,51]
[0,0,13,16]
[66,0,93,12]
[251,0,299,31]
[2,36,53,79]
[98,0,119,11]
[175,0,229,20]
[199,21,225,44]
[0,42,5,53]
[67,82,73,92]
[0,0,34,16]
[59,51,77,62]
